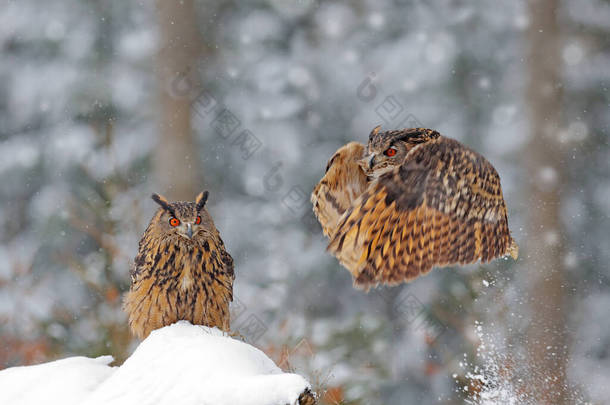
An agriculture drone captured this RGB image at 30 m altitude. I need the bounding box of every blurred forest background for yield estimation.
[1,0,609,404]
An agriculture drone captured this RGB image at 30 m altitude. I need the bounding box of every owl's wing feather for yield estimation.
[328,137,518,289]
[220,247,235,302]
[311,142,369,238]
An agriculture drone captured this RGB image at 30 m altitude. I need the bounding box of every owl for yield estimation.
[124,191,234,339]
[311,126,518,289]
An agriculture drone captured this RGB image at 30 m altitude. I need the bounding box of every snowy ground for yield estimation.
[0,322,312,405]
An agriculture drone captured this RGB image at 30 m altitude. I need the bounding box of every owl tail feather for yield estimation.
[508,239,519,261]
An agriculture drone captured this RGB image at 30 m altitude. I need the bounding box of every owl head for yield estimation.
[359,126,440,177]
[150,191,215,240]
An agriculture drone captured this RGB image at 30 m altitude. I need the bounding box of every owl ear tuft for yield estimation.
[151,193,169,207]
[195,191,210,212]
[151,193,177,217]
[369,125,382,140]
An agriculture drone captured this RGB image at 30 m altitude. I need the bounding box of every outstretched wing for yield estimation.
[311,142,369,238]
[328,137,518,289]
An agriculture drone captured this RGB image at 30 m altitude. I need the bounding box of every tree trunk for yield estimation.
[154,0,202,200]
[525,0,567,403]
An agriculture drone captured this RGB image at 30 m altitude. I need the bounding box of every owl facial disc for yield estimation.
[151,191,211,240]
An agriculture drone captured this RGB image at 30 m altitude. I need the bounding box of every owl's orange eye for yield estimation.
[169,217,180,227]
[195,216,202,225]
[384,147,397,157]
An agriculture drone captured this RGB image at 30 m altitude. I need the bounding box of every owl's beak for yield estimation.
[186,223,193,239]
[358,154,376,171]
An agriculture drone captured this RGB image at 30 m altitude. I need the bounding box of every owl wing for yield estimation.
[210,236,235,302]
[130,237,152,283]
[221,248,235,302]
[311,142,369,238]
[328,137,518,289]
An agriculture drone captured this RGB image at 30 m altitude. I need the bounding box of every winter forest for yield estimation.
[0,0,609,404]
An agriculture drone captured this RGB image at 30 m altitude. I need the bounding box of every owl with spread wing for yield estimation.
[311,127,518,289]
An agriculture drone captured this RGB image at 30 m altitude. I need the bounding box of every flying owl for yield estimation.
[311,127,518,289]
[124,191,234,339]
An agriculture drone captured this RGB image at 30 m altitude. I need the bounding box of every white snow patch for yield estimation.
[0,322,311,405]
[0,356,115,405]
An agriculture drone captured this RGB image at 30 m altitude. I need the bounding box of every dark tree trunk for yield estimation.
[524,0,568,403]
[154,0,203,200]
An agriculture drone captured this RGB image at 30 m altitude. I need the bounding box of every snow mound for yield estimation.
[0,356,115,405]
[0,322,312,405]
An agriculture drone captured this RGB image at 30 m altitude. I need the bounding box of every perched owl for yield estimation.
[312,127,518,289]
[124,191,234,339]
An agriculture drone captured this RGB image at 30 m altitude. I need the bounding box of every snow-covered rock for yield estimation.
[0,322,314,405]
[0,356,115,405]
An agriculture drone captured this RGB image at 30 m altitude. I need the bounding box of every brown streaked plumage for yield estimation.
[312,127,518,290]
[124,191,234,339]
[311,142,369,238]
